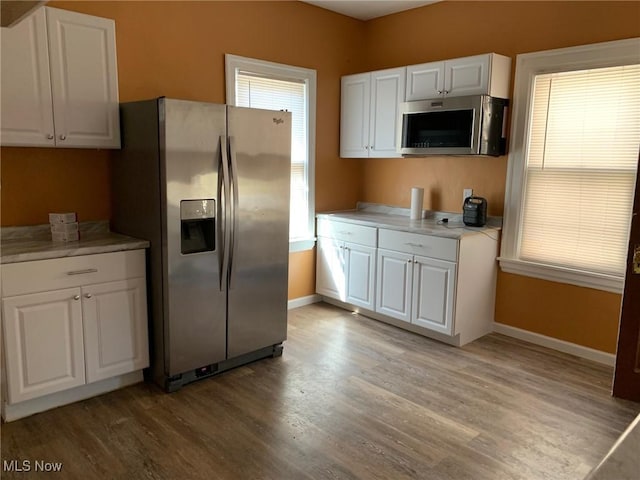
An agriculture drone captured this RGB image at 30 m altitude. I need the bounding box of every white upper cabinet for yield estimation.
[0,7,120,148]
[0,8,54,147]
[340,73,370,158]
[406,53,511,101]
[340,67,405,158]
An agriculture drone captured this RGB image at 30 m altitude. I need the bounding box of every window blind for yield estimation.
[520,64,640,275]
[235,72,308,240]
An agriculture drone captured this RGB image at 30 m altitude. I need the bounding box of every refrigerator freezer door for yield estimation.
[161,99,228,375]
[226,106,292,358]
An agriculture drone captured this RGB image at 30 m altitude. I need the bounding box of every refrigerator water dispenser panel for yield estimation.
[180,199,215,254]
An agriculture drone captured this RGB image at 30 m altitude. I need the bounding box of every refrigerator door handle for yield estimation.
[228,135,239,289]
[219,135,231,291]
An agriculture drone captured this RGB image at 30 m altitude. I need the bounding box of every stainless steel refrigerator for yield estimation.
[111,98,291,391]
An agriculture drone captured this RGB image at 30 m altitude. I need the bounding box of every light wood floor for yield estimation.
[2,302,639,479]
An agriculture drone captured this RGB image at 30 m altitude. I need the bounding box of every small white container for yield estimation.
[52,231,80,242]
[50,222,79,234]
[410,187,424,220]
[49,212,77,224]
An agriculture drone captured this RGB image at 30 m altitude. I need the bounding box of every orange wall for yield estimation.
[0,1,367,300]
[1,147,110,225]
[363,1,640,353]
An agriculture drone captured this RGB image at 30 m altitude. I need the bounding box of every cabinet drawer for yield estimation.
[1,250,146,297]
[317,218,377,247]
[378,229,458,262]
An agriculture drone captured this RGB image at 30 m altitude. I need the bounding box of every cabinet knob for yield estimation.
[59,135,66,140]
[73,295,80,300]
[84,293,92,299]
[437,90,443,95]
[407,259,411,263]
[47,134,54,140]
[443,90,450,95]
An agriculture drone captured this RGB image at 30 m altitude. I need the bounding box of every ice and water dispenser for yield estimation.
[180,199,215,254]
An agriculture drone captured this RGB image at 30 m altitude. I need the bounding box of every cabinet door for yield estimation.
[345,243,376,310]
[340,73,370,158]
[375,249,413,322]
[412,256,456,335]
[444,54,490,97]
[82,278,149,383]
[316,237,346,301]
[0,8,55,147]
[2,288,85,404]
[405,61,445,101]
[369,67,405,158]
[46,7,120,148]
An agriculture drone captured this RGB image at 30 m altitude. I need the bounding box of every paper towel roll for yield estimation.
[410,187,424,220]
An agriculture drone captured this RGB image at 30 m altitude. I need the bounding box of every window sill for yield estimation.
[289,238,316,253]
[498,257,624,294]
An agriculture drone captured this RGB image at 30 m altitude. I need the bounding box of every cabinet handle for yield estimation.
[443,90,450,95]
[66,268,98,276]
[407,259,411,263]
[84,293,92,299]
[437,90,443,95]
[47,134,54,140]
[414,260,419,265]
[73,295,80,300]
[59,134,66,140]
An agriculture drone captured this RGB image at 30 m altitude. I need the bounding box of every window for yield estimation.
[500,38,640,293]
[225,54,316,252]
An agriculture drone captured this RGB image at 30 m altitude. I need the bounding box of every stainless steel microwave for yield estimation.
[397,95,509,157]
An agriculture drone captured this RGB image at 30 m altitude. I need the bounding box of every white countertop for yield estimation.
[1,222,149,264]
[317,203,502,240]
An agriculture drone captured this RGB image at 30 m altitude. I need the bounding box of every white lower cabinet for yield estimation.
[316,236,345,301]
[2,288,86,404]
[316,219,377,311]
[82,278,149,383]
[375,249,412,322]
[317,237,376,311]
[411,256,456,335]
[1,250,149,411]
[376,249,456,334]
[344,243,376,310]
[317,216,499,346]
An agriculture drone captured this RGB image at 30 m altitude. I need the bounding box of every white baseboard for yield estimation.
[288,294,322,310]
[493,323,616,366]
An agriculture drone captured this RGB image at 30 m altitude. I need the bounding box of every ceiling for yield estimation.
[302,0,439,21]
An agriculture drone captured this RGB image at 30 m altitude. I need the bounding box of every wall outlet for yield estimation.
[463,188,473,204]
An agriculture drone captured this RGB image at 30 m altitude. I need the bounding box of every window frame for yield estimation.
[500,38,640,294]
[225,54,317,253]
